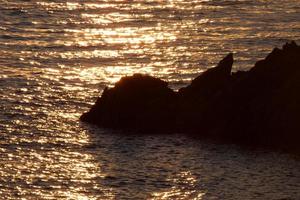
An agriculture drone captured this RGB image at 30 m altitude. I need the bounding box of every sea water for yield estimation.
[0,0,299,199]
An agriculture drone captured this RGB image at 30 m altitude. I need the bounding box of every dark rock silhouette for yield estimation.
[179,53,233,98]
[176,53,234,130]
[81,41,300,153]
[80,74,176,131]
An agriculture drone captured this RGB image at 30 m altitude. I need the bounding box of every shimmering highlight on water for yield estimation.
[0,0,300,199]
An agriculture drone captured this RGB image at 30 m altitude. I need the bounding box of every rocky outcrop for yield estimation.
[176,53,234,130]
[80,74,176,131]
[213,41,300,151]
[179,53,233,99]
[80,41,300,153]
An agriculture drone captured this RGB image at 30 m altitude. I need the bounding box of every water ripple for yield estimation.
[0,0,300,199]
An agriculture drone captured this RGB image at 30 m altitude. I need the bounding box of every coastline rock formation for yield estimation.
[80,74,177,131]
[81,41,300,153]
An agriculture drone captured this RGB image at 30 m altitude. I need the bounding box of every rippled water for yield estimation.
[0,0,300,199]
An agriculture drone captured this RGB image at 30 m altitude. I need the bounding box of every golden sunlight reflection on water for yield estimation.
[1,125,116,199]
[1,0,300,199]
[41,2,214,88]
[151,171,205,199]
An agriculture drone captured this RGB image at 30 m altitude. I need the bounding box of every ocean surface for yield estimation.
[0,0,300,199]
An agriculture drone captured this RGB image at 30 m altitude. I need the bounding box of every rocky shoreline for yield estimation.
[81,42,300,154]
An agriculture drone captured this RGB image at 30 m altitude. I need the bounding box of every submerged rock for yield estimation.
[81,41,300,153]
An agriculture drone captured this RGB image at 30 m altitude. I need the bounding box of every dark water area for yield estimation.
[0,0,300,199]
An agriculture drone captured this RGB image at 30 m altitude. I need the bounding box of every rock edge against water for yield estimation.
[81,42,300,153]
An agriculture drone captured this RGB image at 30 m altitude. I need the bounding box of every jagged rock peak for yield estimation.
[265,41,299,61]
[282,40,298,50]
[190,53,234,84]
[215,53,234,75]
